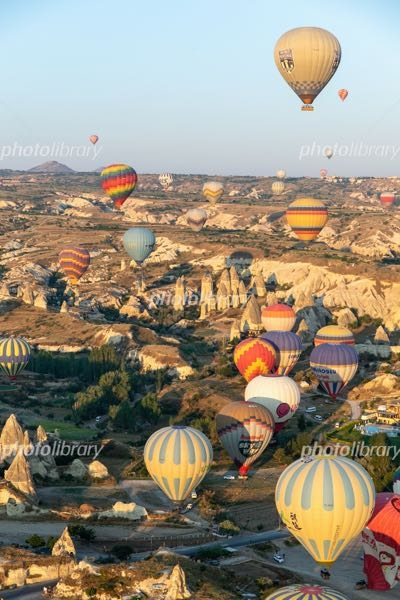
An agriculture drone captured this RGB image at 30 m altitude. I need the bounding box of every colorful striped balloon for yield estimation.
[261,331,302,375]
[216,401,274,476]
[310,343,358,399]
[143,425,213,503]
[59,246,90,284]
[261,304,296,332]
[0,336,31,379]
[202,181,224,205]
[265,584,350,600]
[314,325,355,347]
[272,181,285,195]
[245,375,300,431]
[233,338,276,382]
[275,455,375,566]
[286,198,328,241]
[100,163,137,208]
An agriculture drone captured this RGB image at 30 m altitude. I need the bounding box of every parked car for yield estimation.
[186,503,193,510]
[335,422,340,429]
[273,553,285,564]
[314,415,323,422]
[224,475,235,480]
[305,407,316,413]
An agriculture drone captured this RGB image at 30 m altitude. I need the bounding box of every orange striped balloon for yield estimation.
[286,198,328,242]
[261,304,296,332]
[233,338,276,382]
[59,246,90,284]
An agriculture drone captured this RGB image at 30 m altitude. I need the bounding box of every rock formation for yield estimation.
[165,564,191,600]
[252,272,266,297]
[98,501,148,520]
[88,460,109,480]
[238,281,247,306]
[173,276,186,311]
[216,282,229,310]
[36,425,48,443]
[4,451,36,498]
[240,295,262,334]
[52,527,76,557]
[230,320,241,341]
[65,459,88,480]
[200,271,213,305]
[374,325,390,344]
[0,414,24,461]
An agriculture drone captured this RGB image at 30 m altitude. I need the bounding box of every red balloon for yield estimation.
[233,338,276,382]
[89,135,99,145]
[338,88,348,101]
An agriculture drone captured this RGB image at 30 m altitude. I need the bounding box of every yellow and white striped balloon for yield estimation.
[144,425,213,502]
[272,181,285,195]
[275,455,375,566]
[202,181,224,205]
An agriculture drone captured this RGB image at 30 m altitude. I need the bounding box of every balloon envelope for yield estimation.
[143,425,213,503]
[0,336,31,379]
[274,27,341,110]
[362,492,400,590]
[186,208,207,232]
[159,173,173,190]
[245,375,300,431]
[261,304,296,332]
[261,331,302,376]
[202,181,224,205]
[123,227,156,264]
[100,164,137,208]
[272,181,285,195]
[59,246,90,284]
[310,343,358,399]
[320,169,328,178]
[338,89,348,101]
[276,170,286,179]
[265,584,350,600]
[286,198,328,242]
[216,400,274,476]
[380,193,396,208]
[275,455,375,566]
[89,135,98,145]
[314,325,354,346]
[324,148,333,159]
[233,338,276,382]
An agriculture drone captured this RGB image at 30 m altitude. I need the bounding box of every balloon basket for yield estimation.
[301,105,314,111]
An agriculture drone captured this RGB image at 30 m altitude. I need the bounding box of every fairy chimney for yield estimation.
[52,527,76,557]
[4,451,36,498]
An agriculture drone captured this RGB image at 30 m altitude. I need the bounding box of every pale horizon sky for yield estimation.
[1,0,400,177]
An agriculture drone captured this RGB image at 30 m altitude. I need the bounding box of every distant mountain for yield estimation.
[28,161,75,173]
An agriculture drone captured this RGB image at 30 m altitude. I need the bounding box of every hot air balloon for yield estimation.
[233,338,276,382]
[320,169,328,179]
[265,584,350,600]
[89,135,98,145]
[275,455,375,568]
[123,227,156,265]
[380,193,396,208]
[362,492,400,590]
[338,89,348,101]
[314,325,355,346]
[324,147,333,159]
[286,198,328,242]
[310,343,358,399]
[143,425,212,503]
[0,336,31,379]
[159,173,173,191]
[216,401,274,477]
[261,304,296,332]
[245,375,300,432]
[186,208,208,232]
[202,181,224,205]
[276,170,286,179]
[261,331,302,376]
[59,246,90,284]
[100,164,137,209]
[272,181,285,195]
[274,27,341,111]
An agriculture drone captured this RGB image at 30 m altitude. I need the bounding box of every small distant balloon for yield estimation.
[202,181,224,205]
[59,246,90,284]
[286,198,328,242]
[186,208,208,232]
[320,169,328,178]
[89,135,99,145]
[324,147,333,159]
[380,192,396,208]
[159,173,173,191]
[272,181,285,195]
[276,170,286,179]
[338,89,348,101]
[123,227,156,265]
[100,164,137,209]
[0,336,31,380]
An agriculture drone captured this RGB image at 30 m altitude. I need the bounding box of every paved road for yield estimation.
[1,581,56,599]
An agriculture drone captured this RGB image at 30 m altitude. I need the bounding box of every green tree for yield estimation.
[140,393,161,423]
[110,544,133,560]
[68,524,96,542]
[297,414,307,432]
[109,400,135,430]
[218,519,240,536]
[26,534,45,548]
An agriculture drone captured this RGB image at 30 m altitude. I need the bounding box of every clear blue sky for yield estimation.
[1,0,400,176]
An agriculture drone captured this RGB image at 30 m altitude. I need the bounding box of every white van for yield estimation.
[305,407,316,413]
